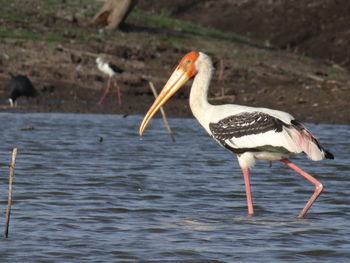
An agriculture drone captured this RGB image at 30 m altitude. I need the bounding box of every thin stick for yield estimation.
[4,148,18,238]
[148,81,176,142]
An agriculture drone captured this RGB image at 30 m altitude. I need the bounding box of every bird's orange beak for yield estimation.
[139,51,199,135]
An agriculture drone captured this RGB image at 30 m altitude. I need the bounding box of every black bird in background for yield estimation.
[7,74,38,107]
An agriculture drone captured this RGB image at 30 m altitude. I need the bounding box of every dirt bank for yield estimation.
[0,1,349,124]
[140,0,350,69]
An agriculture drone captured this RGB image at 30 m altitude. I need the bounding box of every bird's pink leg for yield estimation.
[98,77,112,104]
[113,79,122,105]
[280,159,324,218]
[242,168,254,217]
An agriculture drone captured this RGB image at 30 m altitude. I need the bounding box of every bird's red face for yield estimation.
[176,51,199,78]
[139,51,200,135]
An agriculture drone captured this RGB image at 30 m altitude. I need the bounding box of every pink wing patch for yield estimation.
[289,123,325,161]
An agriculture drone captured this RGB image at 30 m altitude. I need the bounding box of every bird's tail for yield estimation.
[290,121,334,161]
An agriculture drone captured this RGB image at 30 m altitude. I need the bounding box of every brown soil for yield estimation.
[141,0,350,69]
[1,1,349,124]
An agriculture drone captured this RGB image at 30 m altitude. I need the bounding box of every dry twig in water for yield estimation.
[4,148,18,238]
[148,81,176,142]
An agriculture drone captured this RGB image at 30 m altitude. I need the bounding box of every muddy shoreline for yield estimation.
[1,1,349,124]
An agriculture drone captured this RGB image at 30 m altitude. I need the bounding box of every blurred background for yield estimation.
[0,0,349,123]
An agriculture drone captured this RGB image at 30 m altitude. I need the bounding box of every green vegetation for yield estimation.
[0,26,61,42]
[0,0,254,47]
[130,7,251,44]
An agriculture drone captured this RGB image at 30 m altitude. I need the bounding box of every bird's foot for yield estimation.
[244,213,254,219]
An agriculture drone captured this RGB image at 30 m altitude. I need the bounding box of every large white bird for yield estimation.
[139,51,334,218]
[96,57,123,105]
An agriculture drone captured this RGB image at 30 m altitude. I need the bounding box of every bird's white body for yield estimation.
[96,57,116,77]
[190,52,327,168]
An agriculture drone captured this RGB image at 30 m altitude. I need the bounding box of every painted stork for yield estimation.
[96,57,124,105]
[7,74,38,107]
[139,51,334,218]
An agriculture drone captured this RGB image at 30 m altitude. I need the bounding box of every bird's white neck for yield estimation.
[189,53,214,129]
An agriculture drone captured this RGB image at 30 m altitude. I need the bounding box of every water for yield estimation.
[0,113,349,263]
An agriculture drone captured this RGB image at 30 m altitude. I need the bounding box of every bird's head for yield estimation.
[96,57,104,65]
[139,51,200,135]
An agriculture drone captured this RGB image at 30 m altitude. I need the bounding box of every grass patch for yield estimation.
[0,0,258,52]
[130,8,252,44]
[0,26,57,42]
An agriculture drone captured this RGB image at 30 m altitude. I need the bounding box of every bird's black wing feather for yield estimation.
[109,63,124,74]
[209,111,285,141]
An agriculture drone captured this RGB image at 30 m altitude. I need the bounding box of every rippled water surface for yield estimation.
[0,113,349,262]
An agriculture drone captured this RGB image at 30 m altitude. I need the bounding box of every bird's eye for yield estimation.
[186,59,191,64]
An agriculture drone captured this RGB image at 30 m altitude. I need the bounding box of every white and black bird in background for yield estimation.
[139,51,334,218]
[7,73,38,107]
[96,57,124,105]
